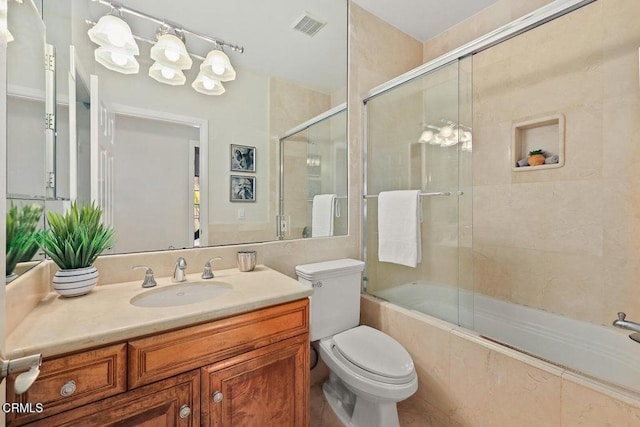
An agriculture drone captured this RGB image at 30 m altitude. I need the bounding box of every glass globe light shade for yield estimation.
[94,46,139,74]
[192,72,225,95]
[200,49,236,82]
[419,130,434,143]
[88,14,139,55]
[150,34,192,70]
[148,62,186,85]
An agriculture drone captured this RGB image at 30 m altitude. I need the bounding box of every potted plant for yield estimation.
[39,202,114,297]
[6,203,44,283]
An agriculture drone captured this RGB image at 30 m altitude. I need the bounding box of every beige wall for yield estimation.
[469,0,640,326]
[422,0,554,62]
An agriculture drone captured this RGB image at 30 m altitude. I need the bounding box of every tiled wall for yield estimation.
[469,0,640,326]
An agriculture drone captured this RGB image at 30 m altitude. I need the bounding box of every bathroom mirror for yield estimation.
[5,0,48,281]
[279,106,348,240]
[34,0,348,253]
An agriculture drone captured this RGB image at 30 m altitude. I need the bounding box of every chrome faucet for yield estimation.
[132,265,157,288]
[202,257,223,279]
[173,257,188,282]
[612,312,640,334]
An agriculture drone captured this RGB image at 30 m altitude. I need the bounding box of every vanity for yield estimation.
[5,264,312,426]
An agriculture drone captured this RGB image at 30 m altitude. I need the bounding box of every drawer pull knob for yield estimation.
[60,381,76,397]
[213,391,224,403]
[179,404,191,419]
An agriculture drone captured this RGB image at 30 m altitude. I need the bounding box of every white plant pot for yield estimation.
[52,266,98,297]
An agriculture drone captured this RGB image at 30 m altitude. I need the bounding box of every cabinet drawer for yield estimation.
[129,299,309,388]
[25,370,200,427]
[7,343,127,426]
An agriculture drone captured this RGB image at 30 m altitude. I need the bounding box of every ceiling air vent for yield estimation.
[292,12,327,37]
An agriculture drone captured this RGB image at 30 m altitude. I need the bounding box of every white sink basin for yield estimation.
[130,281,232,308]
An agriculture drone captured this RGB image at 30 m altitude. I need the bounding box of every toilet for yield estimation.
[296,259,417,427]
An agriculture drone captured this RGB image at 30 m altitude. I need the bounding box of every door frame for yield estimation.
[106,102,209,247]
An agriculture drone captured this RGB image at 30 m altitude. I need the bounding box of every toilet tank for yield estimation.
[295,258,365,341]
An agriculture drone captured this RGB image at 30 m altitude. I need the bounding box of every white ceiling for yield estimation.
[352,0,501,42]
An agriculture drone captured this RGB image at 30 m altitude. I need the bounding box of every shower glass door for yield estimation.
[364,58,473,328]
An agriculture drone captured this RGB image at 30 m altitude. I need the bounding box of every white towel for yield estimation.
[377,190,422,267]
[312,194,336,237]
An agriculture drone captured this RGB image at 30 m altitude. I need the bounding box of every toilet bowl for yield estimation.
[319,326,418,426]
[296,259,418,427]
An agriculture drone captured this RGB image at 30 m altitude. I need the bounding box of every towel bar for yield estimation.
[363,191,452,198]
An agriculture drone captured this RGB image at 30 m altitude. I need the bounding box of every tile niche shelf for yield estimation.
[512,113,565,172]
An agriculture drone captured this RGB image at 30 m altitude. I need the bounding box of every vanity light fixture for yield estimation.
[418,120,473,151]
[89,0,244,93]
[87,6,139,74]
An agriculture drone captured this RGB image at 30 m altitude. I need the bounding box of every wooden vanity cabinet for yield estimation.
[7,299,309,427]
[201,334,308,426]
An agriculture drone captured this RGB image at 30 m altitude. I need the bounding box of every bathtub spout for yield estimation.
[612,312,640,334]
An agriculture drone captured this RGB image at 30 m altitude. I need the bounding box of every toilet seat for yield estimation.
[331,326,415,385]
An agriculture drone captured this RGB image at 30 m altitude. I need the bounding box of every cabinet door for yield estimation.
[26,370,200,426]
[202,334,309,427]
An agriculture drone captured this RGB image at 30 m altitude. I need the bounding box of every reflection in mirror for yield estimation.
[279,106,348,240]
[6,0,48,281]
[37,0,347,253]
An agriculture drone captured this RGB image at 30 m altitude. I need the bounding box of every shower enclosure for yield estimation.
[279,105,348,240]
[364,57,473,329]
[363,0,640,395]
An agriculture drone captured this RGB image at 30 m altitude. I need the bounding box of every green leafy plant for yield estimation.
[6,203,44,277]
[39,202,114,270]
[528,149,544,156]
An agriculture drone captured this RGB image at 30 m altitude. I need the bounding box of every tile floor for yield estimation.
[309,382,434,427]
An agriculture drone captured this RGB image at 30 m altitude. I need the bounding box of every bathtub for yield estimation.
[371,280,640,394]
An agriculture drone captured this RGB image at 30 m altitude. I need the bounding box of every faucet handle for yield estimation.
[202,257,223,279]
[618,312,627,321]
[132,265,157,288]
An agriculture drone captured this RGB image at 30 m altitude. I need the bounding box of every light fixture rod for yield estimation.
[93,0,244,53]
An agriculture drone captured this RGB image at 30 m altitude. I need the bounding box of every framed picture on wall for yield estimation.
[230,175,256,202]
[230,144,256,172]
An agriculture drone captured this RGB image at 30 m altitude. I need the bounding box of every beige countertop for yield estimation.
[6,265,313,359]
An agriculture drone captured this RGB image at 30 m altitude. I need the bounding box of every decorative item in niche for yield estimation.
[230,175,256,202]
[512,113,565,171]
[230,144,256,172]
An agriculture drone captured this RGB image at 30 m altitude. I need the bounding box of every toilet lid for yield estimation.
[333,325,414,380]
